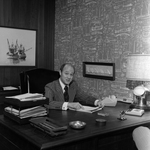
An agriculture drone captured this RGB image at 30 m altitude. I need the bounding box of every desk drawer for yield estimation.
[97,131,137,150]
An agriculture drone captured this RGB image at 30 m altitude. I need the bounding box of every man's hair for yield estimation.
[60,63,75,73]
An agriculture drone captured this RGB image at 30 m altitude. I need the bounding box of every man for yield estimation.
[45,63,103,110]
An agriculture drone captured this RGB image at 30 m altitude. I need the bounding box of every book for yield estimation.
[125,109,144,117]
[69,105,103,113]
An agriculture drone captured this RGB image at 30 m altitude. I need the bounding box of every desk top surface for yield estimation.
[0,102,150,149]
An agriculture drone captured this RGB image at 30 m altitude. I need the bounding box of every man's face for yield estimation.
[60,65,74,85]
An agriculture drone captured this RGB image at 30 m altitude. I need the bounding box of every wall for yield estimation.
[0,0,55,87]
[55,0,150,100]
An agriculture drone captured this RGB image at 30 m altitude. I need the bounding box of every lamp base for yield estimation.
[131,91,150,110]
[129,104,150,111]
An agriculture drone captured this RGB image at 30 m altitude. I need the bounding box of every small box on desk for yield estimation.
[125,109,144,117]
[3,94,49,124]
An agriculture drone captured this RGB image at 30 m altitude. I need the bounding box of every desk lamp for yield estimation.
[126,54,150,110]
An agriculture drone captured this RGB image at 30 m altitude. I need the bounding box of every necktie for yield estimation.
[64,86,69,102]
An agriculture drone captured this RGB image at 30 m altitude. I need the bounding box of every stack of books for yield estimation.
[29,117,68,136]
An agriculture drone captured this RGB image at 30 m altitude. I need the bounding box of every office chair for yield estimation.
[20,68,60,94]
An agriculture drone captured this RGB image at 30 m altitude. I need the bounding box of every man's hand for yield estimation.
[68,102,84,110]
[96,100,104,108]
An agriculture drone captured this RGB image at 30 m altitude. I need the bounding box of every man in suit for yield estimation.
[45,63,103,110]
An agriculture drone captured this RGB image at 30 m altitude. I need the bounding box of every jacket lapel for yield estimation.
[68,82,76,102]
[55,80,76,102]
[55,80,65,101]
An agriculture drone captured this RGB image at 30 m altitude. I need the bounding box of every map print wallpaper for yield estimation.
[54,0,150,101]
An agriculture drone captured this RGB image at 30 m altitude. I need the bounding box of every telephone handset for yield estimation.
[102,95,117,107]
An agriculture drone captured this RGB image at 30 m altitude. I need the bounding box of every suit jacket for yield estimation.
[44,79,96,109]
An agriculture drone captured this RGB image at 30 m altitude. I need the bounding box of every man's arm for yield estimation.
[44,83,64,110]
[72,81,103,107]
[73,81,98,106]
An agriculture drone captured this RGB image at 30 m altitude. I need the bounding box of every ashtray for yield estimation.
[69,121,86,129]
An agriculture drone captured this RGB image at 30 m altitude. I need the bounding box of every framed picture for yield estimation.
[83,62,115,80]
[0,26,36,66]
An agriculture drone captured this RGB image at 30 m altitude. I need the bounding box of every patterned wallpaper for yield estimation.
[54,0,150,101]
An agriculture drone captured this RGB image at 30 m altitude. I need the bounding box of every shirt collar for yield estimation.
[59,78,69,92]
[59,78,65,90]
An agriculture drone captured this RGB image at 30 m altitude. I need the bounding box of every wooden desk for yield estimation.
[0,102,149,150]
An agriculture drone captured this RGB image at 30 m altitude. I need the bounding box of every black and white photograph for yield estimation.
[0,27,36,66]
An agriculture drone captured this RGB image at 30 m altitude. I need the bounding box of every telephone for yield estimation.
[102,95,117,107]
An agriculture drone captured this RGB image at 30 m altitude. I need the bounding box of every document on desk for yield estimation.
[3,86,18,91]
[5,93,46,101]
[69,106,103,113]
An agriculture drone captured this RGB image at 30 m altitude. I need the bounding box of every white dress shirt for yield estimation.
[59,79,69,110]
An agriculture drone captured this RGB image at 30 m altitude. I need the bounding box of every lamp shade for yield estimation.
[126,54,150,81]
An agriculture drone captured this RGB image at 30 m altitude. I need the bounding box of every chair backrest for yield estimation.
[20,68,60,94]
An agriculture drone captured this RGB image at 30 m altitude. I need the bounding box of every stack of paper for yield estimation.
[69,105,103,113]
[6,93,46,101]
[3,86,18,91]
[5,106,47,119]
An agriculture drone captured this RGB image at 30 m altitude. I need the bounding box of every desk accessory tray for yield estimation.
[3,97,49,125]
[4,110,31,124]
[4,97,49,108]
[3,105,47,124]
[29,117,68,136]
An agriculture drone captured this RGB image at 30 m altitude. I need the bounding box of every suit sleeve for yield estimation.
[73,81,96,106]
[44,83,64,110]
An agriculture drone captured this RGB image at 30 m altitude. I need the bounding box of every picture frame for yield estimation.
[0,26,36,66]
[83,62,115,81]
